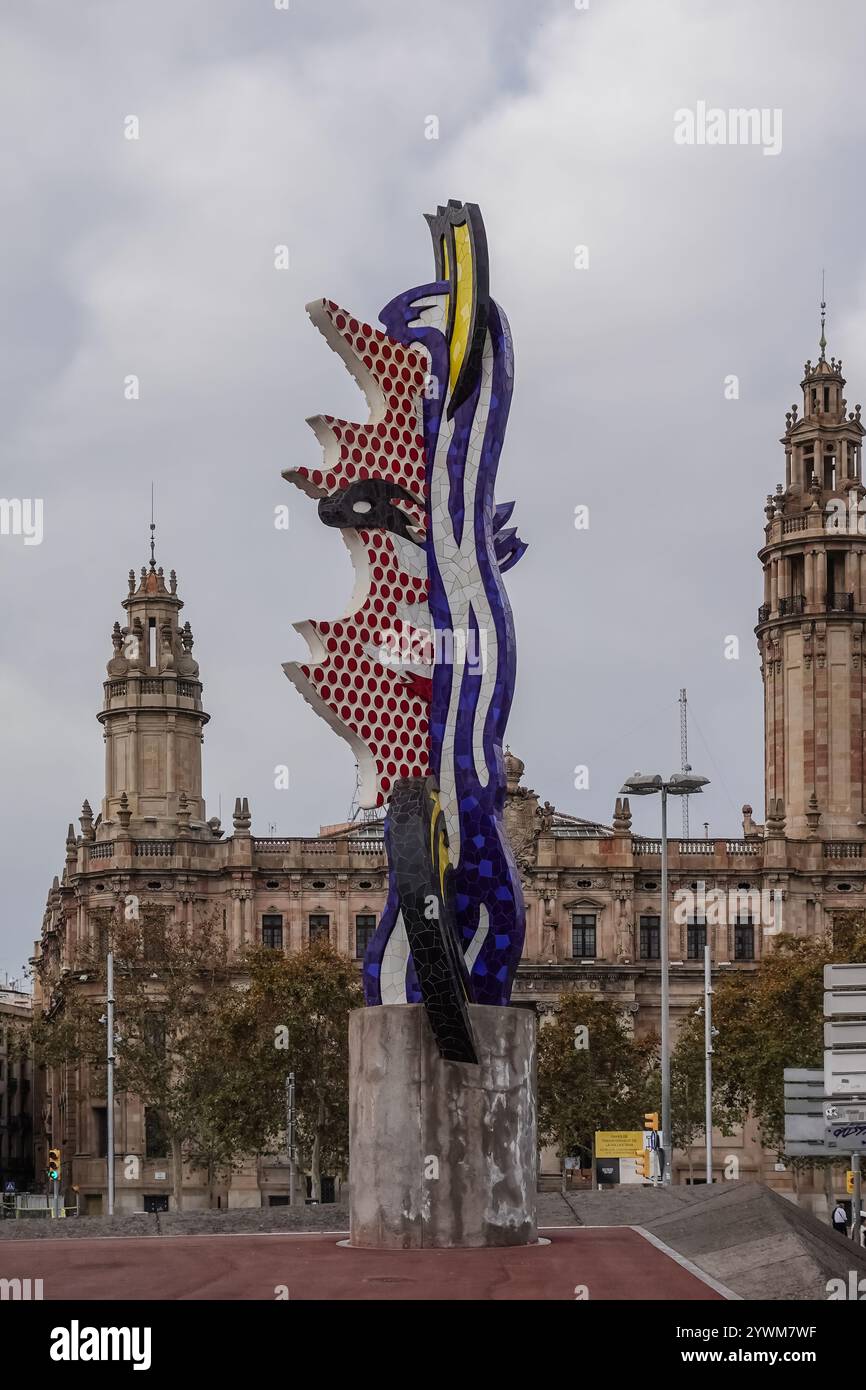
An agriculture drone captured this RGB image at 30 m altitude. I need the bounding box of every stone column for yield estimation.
[816,548,828,606]
[349,1003,537,1249]
[231,891,243,953]
[846,549,858,599]
[166,721,176,794]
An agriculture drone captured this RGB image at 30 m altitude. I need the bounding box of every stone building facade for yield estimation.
[31,326,866,1209]
[0,985,33,1194]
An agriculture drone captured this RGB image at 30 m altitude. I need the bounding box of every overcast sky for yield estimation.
[3,0,866,980]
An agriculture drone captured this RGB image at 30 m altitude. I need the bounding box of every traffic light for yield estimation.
[635,1149,651,1180]
[846,1170,855,1195]
[644,1112,660,1131]
[47,1148,61,1182]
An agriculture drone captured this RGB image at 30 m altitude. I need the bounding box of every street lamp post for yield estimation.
[286,1072,296,1207]
[704,943,713,1184]
[620,771,710,1185]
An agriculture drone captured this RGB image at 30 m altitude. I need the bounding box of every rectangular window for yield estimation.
[142,918,165,962]
[309,914,330,945]
[687,921,707,960]
[94,1106,108,1159]
[148,617,157,669]
[144,1013,166,1059]
[639,915,660,960]
[802,445,814,484]
[734,920,755,960]
[571,912,596,959]
[262,914,283,949]
[145,1107,168,1159]
[355,914,376,959]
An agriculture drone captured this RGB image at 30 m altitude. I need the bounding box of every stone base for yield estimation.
[349,1003,537,1249]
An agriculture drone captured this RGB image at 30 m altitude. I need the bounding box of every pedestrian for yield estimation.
[832,1201,849,1236]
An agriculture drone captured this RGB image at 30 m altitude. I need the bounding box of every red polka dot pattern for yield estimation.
[285,299,432,809]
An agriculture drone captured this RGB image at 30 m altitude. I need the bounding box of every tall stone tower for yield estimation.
[97,535,210,838]
[757,304,866,839]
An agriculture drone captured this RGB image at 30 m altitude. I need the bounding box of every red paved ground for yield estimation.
[0,1228,722,1300]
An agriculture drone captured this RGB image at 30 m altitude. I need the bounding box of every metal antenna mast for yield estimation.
[679,688,691,837]
[348,763,378,824]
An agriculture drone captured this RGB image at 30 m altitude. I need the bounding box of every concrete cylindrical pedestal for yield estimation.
[349,1003,537,1248]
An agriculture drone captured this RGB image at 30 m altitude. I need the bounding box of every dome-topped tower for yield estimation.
[503,746,526,796]
[756,300,866,839]
[96,531,210,838]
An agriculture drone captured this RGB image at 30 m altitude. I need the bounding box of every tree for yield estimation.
[202,943,363,1201]
[33,904,232,1210]
[642,1041,709,1183]
[671,917,866,1185]
[537,993,655,1181]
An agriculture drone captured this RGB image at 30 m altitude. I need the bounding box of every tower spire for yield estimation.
[757,293,866,839]
[149,483,156,570]
[819,269,827,362]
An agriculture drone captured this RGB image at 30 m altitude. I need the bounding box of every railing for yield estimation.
[826,592,854,612]
[552,825,614,839]
[89,843,114,860]
[134,841,175,857]
[178,682,197,697]
[108,682,127,697]
[783,516,808,534]
[253,836,385,855]
[141,679,164,694]
[757,604,770,624]
[779,595,806,617]
[824,842,863,858]
[633,838,761,857]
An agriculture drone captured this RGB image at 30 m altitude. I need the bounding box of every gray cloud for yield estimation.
[2,0,865,975]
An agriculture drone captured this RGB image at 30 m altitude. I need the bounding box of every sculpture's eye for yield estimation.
[353,500,372,514]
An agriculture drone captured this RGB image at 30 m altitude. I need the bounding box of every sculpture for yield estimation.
[284,201,526,1062]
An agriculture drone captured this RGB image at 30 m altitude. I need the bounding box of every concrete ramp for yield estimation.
[567,1182,866,1300]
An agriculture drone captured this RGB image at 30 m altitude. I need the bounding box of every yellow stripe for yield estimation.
[449,222,473,395]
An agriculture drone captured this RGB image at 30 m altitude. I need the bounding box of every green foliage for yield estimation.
[671,917,866,1158]
[201,943,363,1193]
[33,911,362,1203]
[537,993,655,1165]
[643,1036,711,1153]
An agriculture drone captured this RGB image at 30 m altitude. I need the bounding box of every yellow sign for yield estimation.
[595,1131,644,1158]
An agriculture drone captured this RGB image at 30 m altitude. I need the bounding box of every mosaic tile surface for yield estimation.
[284,201,527,1053]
